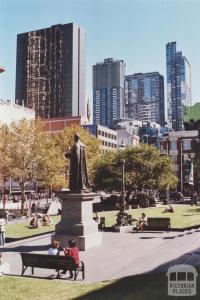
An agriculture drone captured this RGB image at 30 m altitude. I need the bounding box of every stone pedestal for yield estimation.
[52,191,102,250]
[115,225,135,233]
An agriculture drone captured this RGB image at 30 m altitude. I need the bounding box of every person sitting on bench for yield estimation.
[48,240,60,255]
[62,239,80,278]
[136,213,147,232]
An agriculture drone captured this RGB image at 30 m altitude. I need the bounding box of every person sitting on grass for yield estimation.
[162,203,174,213]
[136,213,148,232]
[62,239,80,278]
[29,216,37,228]
[48,240,60,255]
[29,214,42,228]
[42,215,53,226]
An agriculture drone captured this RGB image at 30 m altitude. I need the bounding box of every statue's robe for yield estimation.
[69,141,90,192]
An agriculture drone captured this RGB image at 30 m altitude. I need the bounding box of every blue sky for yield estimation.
[0,0,200,105]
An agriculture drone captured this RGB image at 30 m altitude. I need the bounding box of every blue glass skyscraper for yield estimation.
[166,42,192,131]
[125,72,165,126]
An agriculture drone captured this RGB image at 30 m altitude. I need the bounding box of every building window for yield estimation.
[182,140,191,151]
[170,141,177,150]
[98,130,101,136]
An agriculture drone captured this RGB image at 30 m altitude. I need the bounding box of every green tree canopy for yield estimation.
[93,144,177,192]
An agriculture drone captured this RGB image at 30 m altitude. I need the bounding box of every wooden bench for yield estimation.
[144,217,170,231]
[20,252,85,281]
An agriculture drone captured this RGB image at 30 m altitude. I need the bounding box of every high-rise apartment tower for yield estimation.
[93,58,126,128]
[166,42,192,131]
[125,72,165,126]
[15,23,86,118]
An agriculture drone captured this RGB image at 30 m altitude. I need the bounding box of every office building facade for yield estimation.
[84,124,117,150]
[93,58,126,128]
[161,130,198,194]
[166,42,192,131]
[15,23,86,119]
[124,72,165,126]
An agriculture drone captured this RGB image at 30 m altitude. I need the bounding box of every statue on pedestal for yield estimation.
[65,134,90,193]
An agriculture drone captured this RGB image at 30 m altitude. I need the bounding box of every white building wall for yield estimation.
[0,100,35,124]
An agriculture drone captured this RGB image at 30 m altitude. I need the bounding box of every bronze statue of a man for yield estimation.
[65,134,90,192]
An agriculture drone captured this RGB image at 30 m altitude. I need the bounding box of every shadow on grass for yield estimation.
[70,270,200,300]
[186,208,200,213]
[183,214,200,217]
[67,237,200,300]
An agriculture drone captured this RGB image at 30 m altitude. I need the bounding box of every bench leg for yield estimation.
[21,265,28,276]
[32,267,34,275]
[82,266,85,280]
[81,262,85,280]
[74,270,79,281]
[56,269,60,278]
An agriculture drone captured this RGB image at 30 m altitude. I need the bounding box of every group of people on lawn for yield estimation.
[48,239,80,278]
[29,214,53,228]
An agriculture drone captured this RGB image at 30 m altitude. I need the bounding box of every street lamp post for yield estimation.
[115,141,130,227]
[121,159,125,212]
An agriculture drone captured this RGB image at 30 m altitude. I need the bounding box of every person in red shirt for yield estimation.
[62,239,80,278]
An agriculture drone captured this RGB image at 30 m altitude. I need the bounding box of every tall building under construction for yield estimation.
[15,23,86,119]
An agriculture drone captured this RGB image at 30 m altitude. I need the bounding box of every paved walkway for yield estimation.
[1,229,200,282]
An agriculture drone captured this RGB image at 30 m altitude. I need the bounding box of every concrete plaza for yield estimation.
[1,229,200,282]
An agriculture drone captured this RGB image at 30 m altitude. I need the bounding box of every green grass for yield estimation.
[5,205,200,240]
[98,205,200,228]
[6,216,61,239]
[0,270,200,300]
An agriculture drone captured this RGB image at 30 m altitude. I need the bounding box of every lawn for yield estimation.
[98,205,200,228]
[5,205,200,240]
[6,216,61,240]
[0,270,200,300]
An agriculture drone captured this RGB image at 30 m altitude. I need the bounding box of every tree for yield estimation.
[4,119,66,212]
[33,132,66,191]
[93,144,177,192]
[0,121,101,212]
[0,124,12,210]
